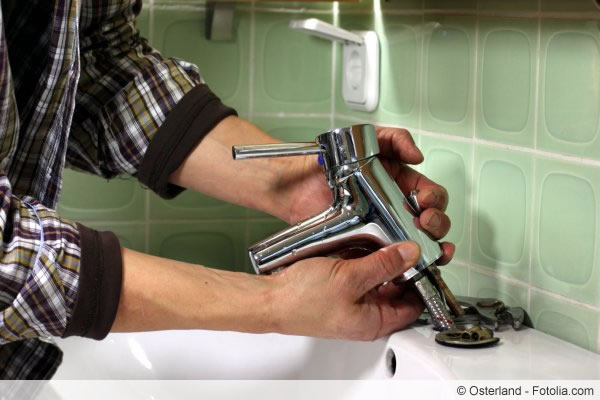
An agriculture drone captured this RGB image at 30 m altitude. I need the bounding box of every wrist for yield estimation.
[274,155,331,225]
[197,269,281,335]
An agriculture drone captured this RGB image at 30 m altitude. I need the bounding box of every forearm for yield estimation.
[111,248,275,334]
[170,116,292,221]
[169,115,330,223]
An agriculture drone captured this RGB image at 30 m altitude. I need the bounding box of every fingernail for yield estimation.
[426,212,441,229]
[422,190,439,206]
[398,242,419,262]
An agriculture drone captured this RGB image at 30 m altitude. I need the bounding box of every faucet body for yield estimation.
[249,156,440,279]
[233,125,454,331]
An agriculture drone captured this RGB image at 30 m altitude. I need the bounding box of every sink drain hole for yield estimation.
[385,348,397,377]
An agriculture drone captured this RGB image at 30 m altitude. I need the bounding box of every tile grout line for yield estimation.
[468,263,600,313]
[410,6,422,167]
[528,286,600,313]
[423,130,600,168]
[467,8,480,296]
[416,4,425,166]
[248,3,256,120]
[148,0,154,39]
[84,220,148,226]
[252,112,332,118]
[330,1,339,129]
[244,2,256,267]
[252,6,334,15]
[337,7,600,21]
[597,318,600,354]
[417,5,425,140]
[527,0,543,314]
[469,263,530,290]
[144,190,150,253]
[146,0,154,254]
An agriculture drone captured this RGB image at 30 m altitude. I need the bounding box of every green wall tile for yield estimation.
[476,18,536,148]
[149,221,246,271]
[532,158,600,306]
[86,223,146,253]
[478,0,538,11]
[471,146,532,282]
[254,12,332,113]
[246,218,290,272]
[541,0,600,12]
[419,136,472,262]
[136,8,150,40]
[530,291,599,352]
[152,9,250,112]
[149,191,247,220]
[439,262,469,296]
[422,17,475,137]
[470,270,528,310]
[58,170,145,221]
[538,20,600,159]
[378,16,422,128]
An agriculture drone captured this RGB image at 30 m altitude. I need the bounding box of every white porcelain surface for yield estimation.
[53,325,600,380]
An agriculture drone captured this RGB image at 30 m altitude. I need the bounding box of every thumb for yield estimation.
[345,242,421,296]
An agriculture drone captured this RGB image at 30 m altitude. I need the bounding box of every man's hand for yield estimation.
[282,126,455,265]
[268,241,423,340]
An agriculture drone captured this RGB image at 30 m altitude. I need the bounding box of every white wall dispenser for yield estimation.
[289,18,380,112]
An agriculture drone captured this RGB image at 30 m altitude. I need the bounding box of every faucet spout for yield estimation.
[250,163,389,274]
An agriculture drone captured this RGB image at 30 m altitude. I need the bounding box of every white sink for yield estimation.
[53,325,600,380]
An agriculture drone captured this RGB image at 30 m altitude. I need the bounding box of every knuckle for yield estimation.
[375,249,400,280]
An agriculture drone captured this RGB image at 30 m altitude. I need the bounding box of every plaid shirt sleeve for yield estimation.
[0,174,80,342]
[68,0,236,197]
[0,172,121,347]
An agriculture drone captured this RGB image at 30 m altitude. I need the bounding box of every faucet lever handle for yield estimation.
[232,143,323,160]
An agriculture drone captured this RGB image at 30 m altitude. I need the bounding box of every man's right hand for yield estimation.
[266,241,423,341]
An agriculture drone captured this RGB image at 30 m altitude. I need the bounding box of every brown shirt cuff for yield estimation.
[62,224,123,340]
[137,84,237,199]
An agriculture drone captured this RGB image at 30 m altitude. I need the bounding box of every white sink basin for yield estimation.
[53,325,600,380]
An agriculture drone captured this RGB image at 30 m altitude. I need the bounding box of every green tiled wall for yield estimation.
[334,0,600,353]
[59,0,600,353]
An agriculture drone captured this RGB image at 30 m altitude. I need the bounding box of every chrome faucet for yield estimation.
[233,124,456,331]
